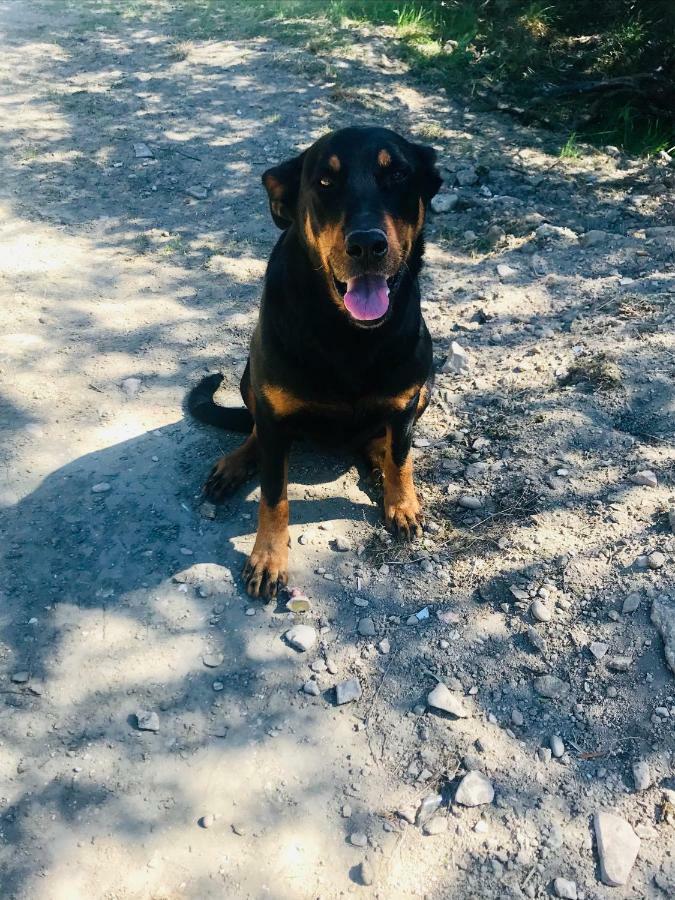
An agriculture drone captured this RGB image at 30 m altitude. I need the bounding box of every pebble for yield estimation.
[91,482,111,493]
[423,816,447,835]
[647,551,666,570]
[334,536,351,552]
[416,793,442,826]
[630,469,657,487]
[133,142,153,158]
[454,771,494,807]
[186,185,208,200]
[303,680,320,696]
[11,671,29,684]
[497,263,517,279]
[589,641,608,660]
[200,501,217,520]
[537,747,552,764]
[213,681,224,691]
[527,627,546,653]
[550,735,565,758]
[203,652,224,668]
[286,594,311,613]
[651,595,675,675]
[534,675,570,699]
[580,229,610,247]
[378,639,390,654]
[456,166,478,186]
[594,811,640,886]
[121,376,142,398]
[359,860,374,886]
[607,655,632,672]
[430,192,459,213]
[199,814,214,829]
[458,495,482,510]
[622,592,640,614]
[232,823,247,836]
[632,760,651,791]
[349,831,368,847]
[442,340,469,374]
[511,709,524,727]
[553,877,577,899]
[341,804,352,818]
[531,599,552,623]
[669,508,675,533]
[136,710,159,732]
[285,624,317,652]
[358,617,376,637]
[336,678,362,705]
[427,683,468,718]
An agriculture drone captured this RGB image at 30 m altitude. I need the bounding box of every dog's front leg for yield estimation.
[382,399,423,540]
[242,412,290,598]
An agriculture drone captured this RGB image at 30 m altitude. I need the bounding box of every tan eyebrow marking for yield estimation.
[328,154,341,172]
[378,148,391,167]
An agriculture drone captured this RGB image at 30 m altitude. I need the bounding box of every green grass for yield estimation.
[559,132,581,159]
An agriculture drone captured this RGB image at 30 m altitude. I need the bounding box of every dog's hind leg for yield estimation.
[204,428,259,501]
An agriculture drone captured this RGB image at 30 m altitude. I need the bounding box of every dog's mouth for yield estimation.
[332,271,401,326]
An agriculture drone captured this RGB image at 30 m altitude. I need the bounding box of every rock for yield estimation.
[531,599,552,623]
[358,617,376,637]
[589,641,608,660]
[630,469,657,487]
[427,683,468,718]
[622,593,640,614]
[11,671,29,684]
[463,229,477,241]
[537,747,552,764]
[349,831,367,847]
[651,595,675,674]
[454,771,494,807]
[199,814,214,829]
[550,735,565,758]
[136,710,159,732]
[456,166,478,186]
[607,655,632,672]
[377,638,390,654]
[336,678,362,705]
[487,224,505,244]
[203,652,224,668]
[511,709,524,727]
[423,816,447,835]
[457,495,482,510]
[534,675,570,700]
[303,680,320,696]
[334,536,351,552]
[358,860,374,886]
[91,482,111,493]
[535,223,576,243]
[286,594,311,613]
[133,142,153,158]
[285,624,317,652]
[594,811,640,887]
[232,822,248,836]
[121,377,142,398]
[200,501,217,520]
[431,192,459,213]
[497,263,517,279]
[341,803,352,818]
[580,230,610,247]
[527,627,546,654]
[553,877,577,899]
[442,340,469,374]
[669,508,675,534]
[416,793,442,826]
[648,551,666,570]
[632,760,651,791]
[186,185,208,200]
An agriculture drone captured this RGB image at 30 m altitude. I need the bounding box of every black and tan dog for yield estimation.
[188,126,442,598]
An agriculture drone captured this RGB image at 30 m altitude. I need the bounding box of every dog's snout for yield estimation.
[345,228,388,263]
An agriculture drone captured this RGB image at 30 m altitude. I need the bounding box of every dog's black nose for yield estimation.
[345,229,388,262]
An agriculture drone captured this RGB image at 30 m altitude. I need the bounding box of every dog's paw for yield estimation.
[204,456,250,501]
[242,547,288,599]
[384,497,423,541]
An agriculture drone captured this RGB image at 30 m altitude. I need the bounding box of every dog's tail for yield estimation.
[187,374,254,433]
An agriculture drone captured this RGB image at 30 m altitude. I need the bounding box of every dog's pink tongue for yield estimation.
[343,275,389,321]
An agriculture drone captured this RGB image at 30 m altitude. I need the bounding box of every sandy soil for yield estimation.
[1,2,674,899]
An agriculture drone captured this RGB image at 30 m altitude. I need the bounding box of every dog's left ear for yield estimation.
[262,151,306,229]
[413,143,443,202]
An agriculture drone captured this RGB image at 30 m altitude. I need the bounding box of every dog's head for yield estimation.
[262,126,442,328]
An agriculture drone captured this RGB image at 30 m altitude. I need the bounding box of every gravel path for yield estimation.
[1,3,674,898]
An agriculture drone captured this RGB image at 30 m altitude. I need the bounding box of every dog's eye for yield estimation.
[319,176,333,188]
[389,167,409,184]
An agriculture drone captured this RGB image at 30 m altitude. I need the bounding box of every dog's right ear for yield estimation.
[262,151,306,230]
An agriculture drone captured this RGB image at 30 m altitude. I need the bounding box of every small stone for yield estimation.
[349,831,367,847]
[527,627,546,654]
[457,495,482,510]
[427,683,468,718]
[285,624,317,652]
[309,659,326,673]
[550,735,564,758]
[336,678,362,705]
[199,814,214,829]
[537,747,552,764]
[454,771,494,807]
[632,760,651,791]
[442,340,469,374]
[334,536,351,552]
[669,508,675,533]
[378,639,390,654]
[511,709,524,727]
[121,377,142,398]
[286,594,311,613]
[487,224,505,244]
[580,230,609,247]
[232,822,248,836]
[431,192,459,213]
[589,641,608,660]
[456,166,478,186]
[553,877,577,899]
[91,482,111,493]
[497,263,517,279]
[186,185,208,200]
[358,617,376,637]
[303,680,320,696]
[647,551,666,570]
[651,595,675,675]
[463,229,477,241]
[133,142,153,158]
[11,671,29,684]
[594,811,640,887]
[203,653,224,668]
[416,793,442,826]
[534,675,570,699]
[341,804,352,818]
[630,469,657,488]
[200,501,217,520]
[622,592,640,614]
[212,681,224,691]
[510,585,530,601]
[423,816,447,835]
[607,655,632,672]
[358,860,374,886]
[531,599,552,623]
[136,710,159,732]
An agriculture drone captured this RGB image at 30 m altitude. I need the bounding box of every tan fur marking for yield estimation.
[328,154,341,172]
[262,383,350,418]
[382,426,422,536]
[378,148,392,167]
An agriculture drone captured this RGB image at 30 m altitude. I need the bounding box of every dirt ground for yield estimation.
[1,2,674,899]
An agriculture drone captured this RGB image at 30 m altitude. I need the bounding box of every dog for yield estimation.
[188,125,442,598]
